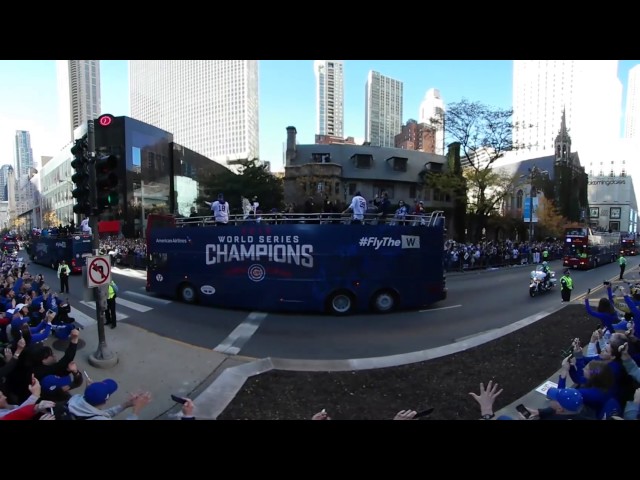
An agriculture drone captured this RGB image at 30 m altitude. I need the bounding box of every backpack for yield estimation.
[53,401,100,421]
[110,281,119,296]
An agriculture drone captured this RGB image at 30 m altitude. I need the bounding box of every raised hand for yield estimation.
[393,410,417,420]
[469,380,503,416]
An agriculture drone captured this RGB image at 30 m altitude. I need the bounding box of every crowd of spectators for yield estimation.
[468,281,640,420]
[0,249,198,420]
[443,239,565,272]
[98,236,147,269]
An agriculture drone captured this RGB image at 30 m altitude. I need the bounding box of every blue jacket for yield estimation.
[584,298,619,333]
[557,375,614,419]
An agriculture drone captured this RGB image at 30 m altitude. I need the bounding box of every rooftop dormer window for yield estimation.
[352,154,373,169]
[387,156,408,172]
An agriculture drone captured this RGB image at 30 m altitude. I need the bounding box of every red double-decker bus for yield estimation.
[621,233,638,256]
[563,227,621,270]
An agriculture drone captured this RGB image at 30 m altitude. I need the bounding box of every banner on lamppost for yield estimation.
[523,196,539,223]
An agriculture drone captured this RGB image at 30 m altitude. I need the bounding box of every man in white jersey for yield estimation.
[80,217,92,235]
[210,193,230,226]
[342,191,367,224]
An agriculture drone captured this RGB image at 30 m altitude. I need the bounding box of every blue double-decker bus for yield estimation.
[146,212,447,315]
[28,234,92,273]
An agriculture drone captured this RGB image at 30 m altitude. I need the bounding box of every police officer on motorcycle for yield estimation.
[542,261,551,290]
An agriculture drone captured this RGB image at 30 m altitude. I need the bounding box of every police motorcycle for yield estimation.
[529,264,557,297]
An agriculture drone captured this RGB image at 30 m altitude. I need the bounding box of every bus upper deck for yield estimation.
[145,211,447,315]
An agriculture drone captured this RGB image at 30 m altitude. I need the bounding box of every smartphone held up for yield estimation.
[515,403,531,419]
[413,407,434,418]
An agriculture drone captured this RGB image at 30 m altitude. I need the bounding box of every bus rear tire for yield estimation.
[327,291,354,316]
[178,283,197,304]
[371,289,397,313]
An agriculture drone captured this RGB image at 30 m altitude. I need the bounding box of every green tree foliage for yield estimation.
[196,159,284,214]
[421,142,467,241]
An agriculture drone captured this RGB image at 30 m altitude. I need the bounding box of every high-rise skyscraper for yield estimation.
[512,60,622,174]
[624,64,640,140]
[365,71,403,148]
[129,60,259,166]
[314,60,344,138]
[57,60,101,143]
[418,88,445,155]
[14,130,34,178]
[0,164,12,201]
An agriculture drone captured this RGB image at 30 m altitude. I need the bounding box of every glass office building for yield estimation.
[94,116,229,237]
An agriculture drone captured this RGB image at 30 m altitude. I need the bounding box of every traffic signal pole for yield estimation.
[87,119,118,368]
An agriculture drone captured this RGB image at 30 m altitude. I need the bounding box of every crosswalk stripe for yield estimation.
[70,307,97,328]
[122,290,172,305]
[79,301,130,320]
[111,267,147,279]
[114,297,152,312]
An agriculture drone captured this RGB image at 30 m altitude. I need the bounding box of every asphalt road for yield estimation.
[21,253,636,361]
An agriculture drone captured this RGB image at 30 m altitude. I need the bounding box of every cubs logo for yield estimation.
[248,264,266,282]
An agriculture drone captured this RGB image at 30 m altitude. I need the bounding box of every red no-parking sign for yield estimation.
[86,255,111,288]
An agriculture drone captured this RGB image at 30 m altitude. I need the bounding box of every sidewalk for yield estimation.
[46,322,254,420]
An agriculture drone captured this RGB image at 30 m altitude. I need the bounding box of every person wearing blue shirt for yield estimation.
[557,356,616,419]
[584,292,626,334]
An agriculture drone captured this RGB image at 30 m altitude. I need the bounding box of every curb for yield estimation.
[195,302,571,419]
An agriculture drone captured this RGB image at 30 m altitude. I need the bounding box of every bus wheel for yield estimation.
[178,283,197,304]
[371,290,397,313]
[327,291,354,316]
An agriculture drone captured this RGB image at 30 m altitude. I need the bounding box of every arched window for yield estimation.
[516,190,523,209]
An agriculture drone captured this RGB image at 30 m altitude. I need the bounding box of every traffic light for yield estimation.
[95,153,119,213]
[71,139,91,216]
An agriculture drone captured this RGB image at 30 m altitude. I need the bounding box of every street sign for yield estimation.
[86,255,111,288]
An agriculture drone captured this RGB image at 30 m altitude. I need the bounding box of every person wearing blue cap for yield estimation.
[40,363,84,402]
[514,388,592,420]
[66,378,152,420]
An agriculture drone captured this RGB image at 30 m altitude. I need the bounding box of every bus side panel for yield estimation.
[32,238,54,268]
[147,224,445,313]
[70,238,93,272]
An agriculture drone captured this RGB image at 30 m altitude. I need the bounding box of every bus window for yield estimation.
[149,252,168,269]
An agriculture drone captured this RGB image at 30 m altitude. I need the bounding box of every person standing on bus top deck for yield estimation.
[378,191,391,221]
[342,191,367,225]
[619,253,627,280]
[560,269,573,303]
[251,196,260,215]
[210,193,230,226]
[57,260,71,295]
[80,217,92,236]
[241,196,252,220]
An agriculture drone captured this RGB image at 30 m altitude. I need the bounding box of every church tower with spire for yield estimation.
[554,108,572,165]
[552,109,588,223]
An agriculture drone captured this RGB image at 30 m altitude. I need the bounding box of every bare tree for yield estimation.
[430,99,524,239]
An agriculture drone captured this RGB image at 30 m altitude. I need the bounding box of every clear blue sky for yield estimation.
[1,60,638,172]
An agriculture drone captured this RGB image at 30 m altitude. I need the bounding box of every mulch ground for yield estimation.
[218,303,598,420]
